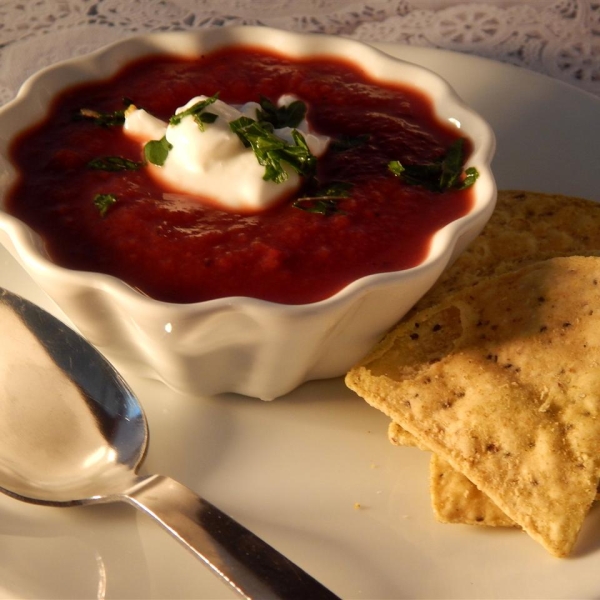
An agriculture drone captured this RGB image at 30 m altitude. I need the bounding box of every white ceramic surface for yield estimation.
[0,27,496,400]
[1,43,600,600]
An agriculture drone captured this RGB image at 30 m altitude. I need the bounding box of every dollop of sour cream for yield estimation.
[124,95,330,212]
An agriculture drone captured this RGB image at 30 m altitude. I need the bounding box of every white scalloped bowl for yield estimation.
[0,27,496,400]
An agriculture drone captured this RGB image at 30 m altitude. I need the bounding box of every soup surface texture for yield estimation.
[7,46,474,304]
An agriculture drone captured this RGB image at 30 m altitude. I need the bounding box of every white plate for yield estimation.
[0,42,599,600]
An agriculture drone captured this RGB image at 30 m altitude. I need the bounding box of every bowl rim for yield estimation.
[0,26,496,316]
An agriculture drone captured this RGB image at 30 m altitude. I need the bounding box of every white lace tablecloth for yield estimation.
[0,0,598,107]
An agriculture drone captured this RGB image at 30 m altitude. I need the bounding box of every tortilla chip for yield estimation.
[388,420,419,448]
[412,190,600,313]
[395,190,600,447]
[430,454,517,528]
[346,256,600,557]
[389,191,600,530]
[389,422,516,526]
[390,421,520,527]
[390,420,518,526]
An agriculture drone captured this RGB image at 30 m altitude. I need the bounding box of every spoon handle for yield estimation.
[123,474,341,600]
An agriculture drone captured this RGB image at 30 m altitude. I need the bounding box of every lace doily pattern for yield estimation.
[0,0,598,106]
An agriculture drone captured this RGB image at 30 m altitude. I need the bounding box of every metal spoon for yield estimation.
[0,287,340,600]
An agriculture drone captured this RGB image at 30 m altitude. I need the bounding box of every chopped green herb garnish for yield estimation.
[169,94,220,130]
[78,108,126,127]
[293,198,343,216]
[256,96,307,129]
[298,180,352,200]
[93,193,117,217]
[460,167,480,190]
[388,160,405,177]
[198,112,218,125]
[388,138,479,192]
[229,116,317,183]
[144,136,173,167]
[293,181,351,216]
[439,137,466,189]
[87,156,143,172]
[330,134,370,152]
[77,99,133,127]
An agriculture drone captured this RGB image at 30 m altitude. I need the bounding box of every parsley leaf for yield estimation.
[93,193,117,217]
[388,138,479,192]
[440,138,466,189]
[460,167,480,190]
[78,108,126,127]
[169,94,220,130]
[87,156,143,172]
[256,96,307,129]
[77,98,134,127]
[387,160,405,177]
[292,198,342,216]
[144,136,173,167]
[293,181,351,216]
[229,116,317,183]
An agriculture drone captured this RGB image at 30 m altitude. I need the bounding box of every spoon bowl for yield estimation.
[0,287,146,504]
[0,287,339,599]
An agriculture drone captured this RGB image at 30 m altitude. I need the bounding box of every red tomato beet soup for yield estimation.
[7,46,476,304]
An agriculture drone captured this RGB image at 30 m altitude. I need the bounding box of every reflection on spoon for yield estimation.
[0,287,340,600]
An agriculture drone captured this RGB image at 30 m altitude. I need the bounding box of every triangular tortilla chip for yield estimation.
[390,420,518,526]
[430,454,517,528]
[387,191,600,532]
[346,256,600,557]
[392,190,600,450]
[388,420,419,448]
[412,190,600,314]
